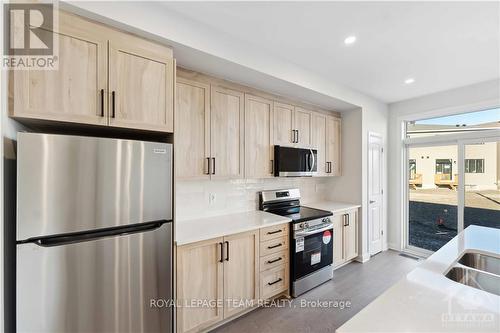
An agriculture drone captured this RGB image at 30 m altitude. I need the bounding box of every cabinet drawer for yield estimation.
[260,224,288,242]
[260,265,287,299]
[260,250,288,272]
[260,236,288,257]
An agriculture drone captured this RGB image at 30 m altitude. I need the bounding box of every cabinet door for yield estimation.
[176,238,224,333]
[109,32,174,132]
[210,86,245,179]
[344,210,358,261]
[311,113,328,176]
[245,94,274,178]
[332,214,345,268]
[223,230,259,319]
[175,79,211,179]
[10,12,107,125]
[273,102,294,146]
[327,117,342,176]
[294,107,313,147]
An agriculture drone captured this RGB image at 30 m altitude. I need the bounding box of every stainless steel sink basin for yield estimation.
[446,266,500,296]
[458,252,500,276]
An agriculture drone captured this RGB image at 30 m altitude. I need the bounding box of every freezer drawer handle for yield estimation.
[23,220,171,247]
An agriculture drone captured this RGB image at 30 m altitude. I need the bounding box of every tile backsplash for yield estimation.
[175,177,332,221]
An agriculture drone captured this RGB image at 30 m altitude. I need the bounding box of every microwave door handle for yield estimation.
[309,149,315,172]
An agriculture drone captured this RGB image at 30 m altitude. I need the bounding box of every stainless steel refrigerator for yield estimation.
[16,133,173,333]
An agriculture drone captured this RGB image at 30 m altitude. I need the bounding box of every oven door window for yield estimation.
[293,229,333,280]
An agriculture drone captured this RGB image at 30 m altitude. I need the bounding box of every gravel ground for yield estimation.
[408,189,500,251]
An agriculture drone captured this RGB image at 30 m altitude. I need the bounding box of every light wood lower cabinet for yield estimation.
[176,224,289,333]
[176,238,224,333]
[176,230,259,333]
[223,231,259,318]
[333,209,358,268]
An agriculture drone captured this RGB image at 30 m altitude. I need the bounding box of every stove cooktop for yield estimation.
[269,206,332,223]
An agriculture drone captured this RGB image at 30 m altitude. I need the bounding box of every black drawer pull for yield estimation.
[267,257,282,264]
[267,229,282,235]
[267,243,282,249]
[268,278,283,286]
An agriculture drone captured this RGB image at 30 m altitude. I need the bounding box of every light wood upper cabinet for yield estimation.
[9,12,108,125]
[210,86,245,179]
[312,113,328,176]
[273,102,294,146]
[108,33,174,132]
[223,230,259,319]
[294,107,313,147]
[9,11,174,133]
[176,238,224,333]
[245,94,274,178]
[327,116,342,176]
[175,79,211,179]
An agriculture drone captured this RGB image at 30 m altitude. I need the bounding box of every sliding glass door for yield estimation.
[407,145,459,252]
[463,140,500,230]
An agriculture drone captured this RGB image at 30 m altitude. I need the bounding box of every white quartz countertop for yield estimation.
[175,211,291,246]
[337,225,500,332]
[304,201,361,214]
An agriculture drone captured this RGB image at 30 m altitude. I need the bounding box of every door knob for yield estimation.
[370,200,375,204]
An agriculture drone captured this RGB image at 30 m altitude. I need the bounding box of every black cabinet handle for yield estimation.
[268,278,283,286]
[270,160,274,174]
[111,91,116,118]
[224,240,229,261]
[267,243,282,249]
[267,229,282,235]
[212,157,216,175]
[219,242,224,263]
[206,157,211,175]
[267,257,282,264]
[100,89,104,117]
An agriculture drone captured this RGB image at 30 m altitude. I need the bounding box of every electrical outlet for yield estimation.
[208,193,217,205]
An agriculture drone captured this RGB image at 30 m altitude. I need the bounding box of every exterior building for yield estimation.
[407,122,499,190]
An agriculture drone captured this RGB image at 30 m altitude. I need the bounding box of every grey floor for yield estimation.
[212,250,420,333]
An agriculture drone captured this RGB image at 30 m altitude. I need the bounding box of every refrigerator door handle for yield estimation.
[23,219,172,247]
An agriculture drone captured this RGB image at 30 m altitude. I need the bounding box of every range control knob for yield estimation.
[304,222,309,228]
[299,223,304,229]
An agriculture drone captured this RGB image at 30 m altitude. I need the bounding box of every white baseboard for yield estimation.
[388,242,401,251]
[355,252,371,263]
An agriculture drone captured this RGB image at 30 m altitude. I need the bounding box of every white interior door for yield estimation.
[368,133,384,255]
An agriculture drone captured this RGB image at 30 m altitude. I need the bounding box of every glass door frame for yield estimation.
[403,131,500,257]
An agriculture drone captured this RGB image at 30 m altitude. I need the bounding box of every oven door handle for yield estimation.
[294,224,333,238]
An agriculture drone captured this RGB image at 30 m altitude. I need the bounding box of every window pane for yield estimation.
[464,142,500,229]
[408,145,458,252]
[406,108,500,138]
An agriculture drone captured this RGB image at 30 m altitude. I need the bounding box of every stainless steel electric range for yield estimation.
[259,189,333,297]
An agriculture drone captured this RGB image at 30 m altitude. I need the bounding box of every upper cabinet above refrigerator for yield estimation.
[9,11,174,133]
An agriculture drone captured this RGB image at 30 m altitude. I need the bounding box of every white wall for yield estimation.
[387,79,500,250]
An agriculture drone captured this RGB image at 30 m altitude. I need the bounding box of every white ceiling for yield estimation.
[161,1,500,103]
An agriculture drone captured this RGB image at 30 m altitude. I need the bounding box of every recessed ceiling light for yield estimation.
[404,78,415,84]
[344,36,357,45]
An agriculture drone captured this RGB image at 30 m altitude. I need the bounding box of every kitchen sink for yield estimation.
[446,266,500,296]
[458,252,500,276]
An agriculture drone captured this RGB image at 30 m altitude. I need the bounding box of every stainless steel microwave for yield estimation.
[274,146,317,176]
